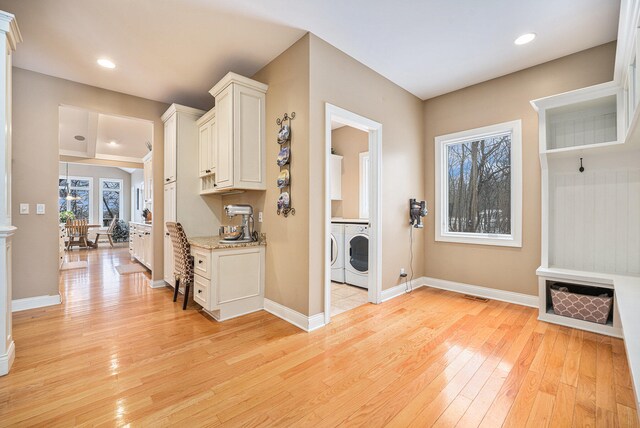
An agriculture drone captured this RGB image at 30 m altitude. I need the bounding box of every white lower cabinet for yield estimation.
[164,233,175,286]
[191,246,265,321]
[129,222,152,270]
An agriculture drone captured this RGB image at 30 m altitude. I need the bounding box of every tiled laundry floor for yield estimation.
[331,281,368,317]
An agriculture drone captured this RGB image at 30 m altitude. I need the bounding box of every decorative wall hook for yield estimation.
[579,158,585,173]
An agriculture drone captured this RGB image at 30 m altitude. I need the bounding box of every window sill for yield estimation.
[435,233,522,248]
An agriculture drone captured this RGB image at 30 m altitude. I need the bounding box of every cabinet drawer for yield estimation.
[192,248,211,279]
[193,274,209,308]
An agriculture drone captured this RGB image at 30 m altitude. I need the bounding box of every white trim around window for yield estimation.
[59,175,93,221]
[434,119,522,247]
[99,178,124,225]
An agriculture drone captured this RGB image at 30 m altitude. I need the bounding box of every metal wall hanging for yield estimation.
[276,112,295,217]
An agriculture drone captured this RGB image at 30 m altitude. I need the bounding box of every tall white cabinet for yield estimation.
[161,104,219,286]
[0,11,20,376]
[199,73,268,194]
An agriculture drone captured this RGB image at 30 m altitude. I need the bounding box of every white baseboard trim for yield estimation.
[381,277,427,302]
[0,340,15,376]
[423,277,538,308]
[263,298,326,332]
[150,280,167,289]
[12,293,62,312]
[307,313,326,332]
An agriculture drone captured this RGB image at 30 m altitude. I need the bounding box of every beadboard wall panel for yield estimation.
[549,165,640,275]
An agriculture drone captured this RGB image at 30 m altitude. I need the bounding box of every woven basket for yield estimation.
[550,284,613,325]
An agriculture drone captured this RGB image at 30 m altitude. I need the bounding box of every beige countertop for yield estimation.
[188,234,266,250]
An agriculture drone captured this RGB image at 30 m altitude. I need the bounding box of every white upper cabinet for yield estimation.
[197,109,216,178]
[163,113,177,184]
[200,72,268,194]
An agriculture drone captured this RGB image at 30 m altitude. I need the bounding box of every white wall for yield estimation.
[58,162,132,224]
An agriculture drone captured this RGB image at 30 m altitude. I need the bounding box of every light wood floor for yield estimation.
[0,247,637,427]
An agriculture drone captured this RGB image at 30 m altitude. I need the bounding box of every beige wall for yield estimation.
[423,42,616,296]
[12,68,168,300]
[331,126,368,219]
[308,34,426,315]
[225,33,425,316]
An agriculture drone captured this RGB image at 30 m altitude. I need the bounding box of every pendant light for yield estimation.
[64,163,80,201]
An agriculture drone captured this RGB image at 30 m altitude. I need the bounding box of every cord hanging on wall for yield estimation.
[276,112,296,217]
[579,157,585,173]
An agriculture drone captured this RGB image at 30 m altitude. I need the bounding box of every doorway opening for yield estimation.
[58,105,153,278]
[325,104,382,324]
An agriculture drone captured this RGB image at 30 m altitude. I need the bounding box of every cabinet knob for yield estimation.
[206,169,211,173]
[165,178,170,182]
[198,260,203,264]
[198,289,202,294]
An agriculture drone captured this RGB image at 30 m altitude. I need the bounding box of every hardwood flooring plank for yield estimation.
[0,247,635,427]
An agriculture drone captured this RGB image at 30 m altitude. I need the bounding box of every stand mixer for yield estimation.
[219,204,256,244]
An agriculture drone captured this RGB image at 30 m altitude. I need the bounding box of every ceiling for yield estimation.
[0,0,620,109]
[59,106,153,162]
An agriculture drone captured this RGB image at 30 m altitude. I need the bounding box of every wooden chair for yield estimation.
[166,222,194,310]
[66,219,89,250]
[95,217,117,247]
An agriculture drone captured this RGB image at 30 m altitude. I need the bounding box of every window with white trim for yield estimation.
[59,176,92,221]
[435,120,522,247]
[99,178,123,226]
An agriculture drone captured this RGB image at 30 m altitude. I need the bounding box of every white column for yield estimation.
[0,11,21,376]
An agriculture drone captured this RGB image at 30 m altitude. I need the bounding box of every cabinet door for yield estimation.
[233,84,266,189]
[215,86,234,189]
[212,248,262,305]
[198,122,210,177]
[141,233,147,265]
[208,115,217,173]
[144,228,153,269]
[164,233,174,286]
[163,113,177,184]
[163,182,176,284]
[164,182,177,225]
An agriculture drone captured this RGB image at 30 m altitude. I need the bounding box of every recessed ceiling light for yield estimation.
[97,58,116,69]
[514,33,536,45]
[74,135,85,141]
[109,140,118,146]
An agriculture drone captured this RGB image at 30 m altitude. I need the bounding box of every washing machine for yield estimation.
[330,223,345,283]
[344,223,369,289]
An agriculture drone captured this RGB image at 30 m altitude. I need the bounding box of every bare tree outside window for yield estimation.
[58,178,91,220]
[101,180,122,226]
[446,132,511,235]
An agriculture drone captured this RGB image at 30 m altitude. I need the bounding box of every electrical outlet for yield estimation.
[36,204,45,215]
[258,211,263,222]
